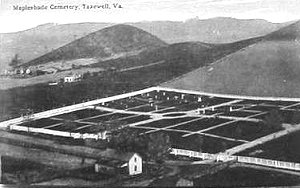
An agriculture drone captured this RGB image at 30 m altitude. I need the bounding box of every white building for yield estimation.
[128,153,142,175]
[64,74,82,83]
[121,153,143,175]
[64,76,76,83]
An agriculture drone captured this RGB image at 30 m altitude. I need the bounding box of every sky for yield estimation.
[0,0,300,33]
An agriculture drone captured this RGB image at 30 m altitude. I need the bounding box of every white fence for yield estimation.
[170,148,300,171]
[237,156,300,171]
[170,148,237,161]
[9,125,108,140]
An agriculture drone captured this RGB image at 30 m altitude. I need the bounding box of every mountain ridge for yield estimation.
[163,20,300,98]
[0,17,289,70]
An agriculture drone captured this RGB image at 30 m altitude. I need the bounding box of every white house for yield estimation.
[64,76,76,83]
[121,153,143,176]
[64,74,82,83]
[129,153,142,175]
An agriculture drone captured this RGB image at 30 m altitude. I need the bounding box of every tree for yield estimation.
[83,71,91,79]
[109,127,172,163]
[147,132,171,163]
[9,54,22,68]
[109,128,141,153]
[84,138,107,149]
[263,109,283,130]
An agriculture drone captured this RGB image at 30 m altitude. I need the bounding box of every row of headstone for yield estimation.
[196,106,233,114]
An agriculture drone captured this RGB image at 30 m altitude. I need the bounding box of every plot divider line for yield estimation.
[143,117,205,135]
[183,111,269,137]
[281,102,300,110]
[42,123,63,129]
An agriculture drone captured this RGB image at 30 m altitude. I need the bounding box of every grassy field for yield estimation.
[164,40,300,98]
[163,21,300,98]
[238,130,300,163]
[0,142,95,169]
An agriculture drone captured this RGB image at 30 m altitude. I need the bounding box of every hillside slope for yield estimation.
[0,34,263,90]
[163,20,300,98]
[0,23,112,70]
[0,18,288,70]
[88,36,263,85]
[21,24,167,67]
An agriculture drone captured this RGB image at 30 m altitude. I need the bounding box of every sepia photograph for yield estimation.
[1,0,300,186]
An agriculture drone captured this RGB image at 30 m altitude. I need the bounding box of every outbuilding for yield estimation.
[120,153,142,175]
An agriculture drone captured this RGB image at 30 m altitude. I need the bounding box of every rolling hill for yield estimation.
[87,35,264,84]
[21,24,167,68]
[0,17,288,70]
[0,30,263,90]
[163,20,300,98]
[0,23,113,70]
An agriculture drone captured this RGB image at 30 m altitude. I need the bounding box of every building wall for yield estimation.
[128,154,142,175]
[64,77,75,83]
